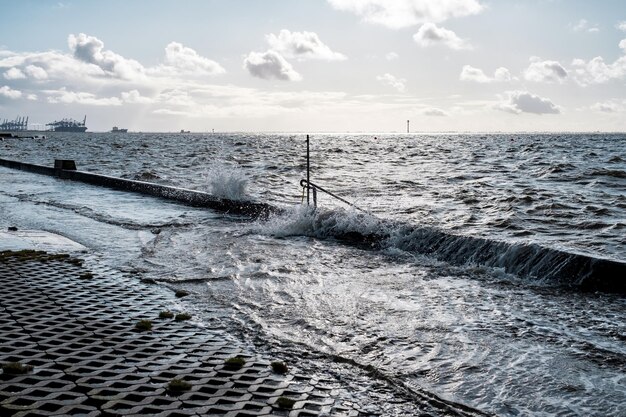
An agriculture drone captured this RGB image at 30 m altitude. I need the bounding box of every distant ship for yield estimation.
[111,126,128,133]
[47,116,87,132]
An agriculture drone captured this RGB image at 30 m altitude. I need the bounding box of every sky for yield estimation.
[1,0,625,132]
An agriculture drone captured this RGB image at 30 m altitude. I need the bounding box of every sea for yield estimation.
[1,132,625,416]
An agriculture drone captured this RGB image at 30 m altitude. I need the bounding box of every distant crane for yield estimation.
[0,116,29,131]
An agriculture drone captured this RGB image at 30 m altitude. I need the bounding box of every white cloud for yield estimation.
[327,0,484,29]
[460,65,512,82]
[617,21,626,32]
[0,85,22,99]
[46,89,123,106]
[572,19,599,33]
[572,57,626,85]
[460,65,490,82]
[524,58,568,83]
[570,38,626,85]
[376,73,406,92]
[68,33,145,80]
[243,50,302,81]
[413,23,471,50]
[25,65,48,80]
[160,42,225,76]
[494,67,512,82]
[590,101,622,113]
[266,30,346,61]
[121,89,154,104]
[0,49,104,83]
[496,90,560,115]
[422,107,448,116]
[4,67,26,80]
[385,52,399,61]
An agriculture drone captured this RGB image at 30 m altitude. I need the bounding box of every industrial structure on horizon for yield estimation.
[46,116,87,132]
[0,116,29,131]
[0,115,88,132]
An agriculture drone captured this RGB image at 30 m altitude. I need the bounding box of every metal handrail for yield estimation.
[300,179,367,213]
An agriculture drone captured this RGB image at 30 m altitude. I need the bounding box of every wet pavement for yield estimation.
[0,251,363,417]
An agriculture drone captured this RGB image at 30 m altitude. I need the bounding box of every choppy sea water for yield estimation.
[1,132,625,416]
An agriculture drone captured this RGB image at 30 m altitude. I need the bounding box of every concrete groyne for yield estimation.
[0,158,278,219]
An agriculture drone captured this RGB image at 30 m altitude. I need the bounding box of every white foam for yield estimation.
[253,204,385,239]
[202,164,249,201]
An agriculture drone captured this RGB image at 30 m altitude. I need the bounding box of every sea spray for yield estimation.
[202,164,249,201]
[253,204,385,241]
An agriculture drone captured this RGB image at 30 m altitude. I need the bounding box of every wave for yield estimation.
[588,169,626,179]
[201,164,249,201]
[257,207,626,294]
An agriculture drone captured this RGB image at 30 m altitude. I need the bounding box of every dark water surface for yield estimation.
[1,132,625,416]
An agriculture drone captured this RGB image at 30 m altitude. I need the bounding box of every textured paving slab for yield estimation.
[0,251,362,417]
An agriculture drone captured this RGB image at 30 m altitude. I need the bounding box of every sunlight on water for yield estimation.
[1,132,625,416]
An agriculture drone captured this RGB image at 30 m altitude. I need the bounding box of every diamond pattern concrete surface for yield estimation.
[0,252,366,417]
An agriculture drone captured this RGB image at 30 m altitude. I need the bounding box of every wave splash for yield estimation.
[256,206,626,294]
[203,164,249,201]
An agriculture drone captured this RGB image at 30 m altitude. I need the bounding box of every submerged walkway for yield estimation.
[0,250,489,417]
[0,251,360,417]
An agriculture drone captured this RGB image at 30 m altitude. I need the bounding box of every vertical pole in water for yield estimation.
[407,120,410,133]
[306,134,310,206]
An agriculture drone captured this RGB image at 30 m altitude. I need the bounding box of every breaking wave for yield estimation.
[202,164,249,201]
[256,206,626,294]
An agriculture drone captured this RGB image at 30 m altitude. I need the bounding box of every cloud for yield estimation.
[266,30,346,61]
[376,73,406,92]
[413,23,471,50]
[524,58,568,83]
[572,57,626,86]
[121,89,154,104]
[494,67,512,82]
[590,101,622,113]
[570,39,626,85]
[460,65,490,82]
[572,19,599,33]
[243,50,302,81]
[68,33,145,80]
[326,0,484,29]
[422,107,448,116]
[160,42,225,76]
[460,65,512,82]
[46,88,123,106]
[496,91,560,115]
[0,85,22,99]
[3,67,26,80]
[385,52,399,61]
[25,65,48,80]
[0,49,105,83]
[617,21,626,32]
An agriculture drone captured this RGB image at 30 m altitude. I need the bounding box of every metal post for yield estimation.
[306,134,310,205]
